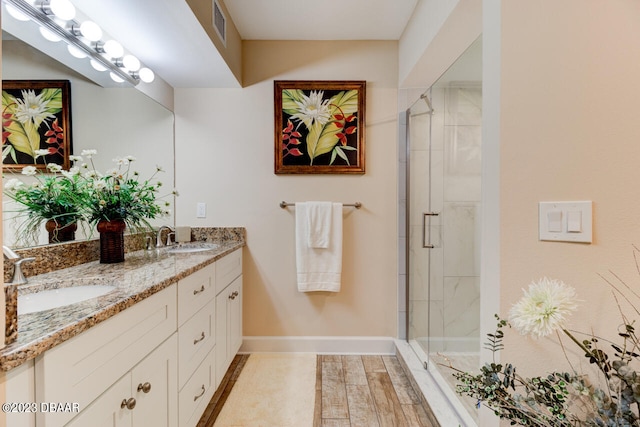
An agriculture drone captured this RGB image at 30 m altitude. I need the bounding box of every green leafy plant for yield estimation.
[3,152,83,245]
[77,149,174,232]
[3,149,176,244]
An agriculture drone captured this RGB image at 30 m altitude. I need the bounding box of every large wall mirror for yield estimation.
[2,32,176,248]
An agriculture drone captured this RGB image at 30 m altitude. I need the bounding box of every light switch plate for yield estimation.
[196,202,206,218]
[539,201,592,243]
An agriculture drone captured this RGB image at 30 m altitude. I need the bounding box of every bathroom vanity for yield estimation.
[2,231,244,427]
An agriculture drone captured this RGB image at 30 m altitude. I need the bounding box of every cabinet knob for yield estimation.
[193,331,205,345]
[229,291,239,300]
[137,382,152,393]
[193,285,205,295]
[121,397,136,410]
[194,384,206,401]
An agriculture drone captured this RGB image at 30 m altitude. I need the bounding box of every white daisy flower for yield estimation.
[21,165,37,176]
[46,163,62,173]
[509,277,578,339]
[81,149,97,158]
[4,178,24,191]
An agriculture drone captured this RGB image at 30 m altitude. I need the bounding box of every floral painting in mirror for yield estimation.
[274,80,365,174]
[2,80,72,170]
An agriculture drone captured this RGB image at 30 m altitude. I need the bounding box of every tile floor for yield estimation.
[197,354,440,427]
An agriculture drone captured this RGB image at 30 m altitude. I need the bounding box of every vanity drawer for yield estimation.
[178,299,215,390]
[215,248,242,295]
[179,348,215,427]
[35,284,177,427]
[178,263,215,326]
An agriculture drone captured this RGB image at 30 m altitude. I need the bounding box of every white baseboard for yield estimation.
[239,336,396,354]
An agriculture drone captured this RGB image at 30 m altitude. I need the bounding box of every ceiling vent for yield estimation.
[213,0,226,47]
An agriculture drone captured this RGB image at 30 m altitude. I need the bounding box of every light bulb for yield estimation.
[109,72,124,83]
[90,59,107,71]
[138,68,155,83]
[49,0,75,21]
[6,4,30,21]
[122,55,140,72]
[67,44,87,58]
[103,40,123,58]
[80,21,102,42]
[40,27,61,42]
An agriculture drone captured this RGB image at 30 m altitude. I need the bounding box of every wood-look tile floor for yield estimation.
[198,354,440,427]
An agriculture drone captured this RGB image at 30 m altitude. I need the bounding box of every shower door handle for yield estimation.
[422,212,439,249]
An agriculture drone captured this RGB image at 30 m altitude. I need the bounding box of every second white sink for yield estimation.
[19,285,116,315]
[166,242,219,254]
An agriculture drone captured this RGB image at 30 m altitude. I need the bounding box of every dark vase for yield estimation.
[45,219,77,243]
[97,219,126,263]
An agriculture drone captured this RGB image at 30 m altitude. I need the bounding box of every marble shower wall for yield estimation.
[435,83,481,350]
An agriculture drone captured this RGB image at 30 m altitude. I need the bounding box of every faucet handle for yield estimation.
[167,232,175,246]
[12,257,35,285]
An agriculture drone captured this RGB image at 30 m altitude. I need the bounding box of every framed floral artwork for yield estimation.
[274,80,365,174]
[2,80,72,170]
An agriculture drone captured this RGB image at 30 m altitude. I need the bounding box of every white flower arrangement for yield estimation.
[449,274,640,426]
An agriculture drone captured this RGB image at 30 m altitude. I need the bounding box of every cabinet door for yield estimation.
[65,374,132,427]
[131,334,178,427]
[215,290,228,388]
[228,276,243,358]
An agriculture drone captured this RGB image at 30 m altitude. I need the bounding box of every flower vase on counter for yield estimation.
[45,219,77,244]
[97,219,126,263]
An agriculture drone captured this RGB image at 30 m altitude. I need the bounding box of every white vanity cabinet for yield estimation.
[65,334,177,427]
[5,359,36,427]
[214,248,243,386]
[4,245,244,427]
[176,263,217,427]
[34,284,178,427]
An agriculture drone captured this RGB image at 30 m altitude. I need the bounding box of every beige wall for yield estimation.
[174,40,399,340]
[500,0,640,378]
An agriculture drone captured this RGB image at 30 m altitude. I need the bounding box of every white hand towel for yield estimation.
[295,202,343,292]
[306,201,332,248]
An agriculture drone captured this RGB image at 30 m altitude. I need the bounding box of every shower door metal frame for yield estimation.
[405,92,436,368]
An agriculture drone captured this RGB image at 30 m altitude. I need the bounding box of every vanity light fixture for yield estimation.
[99,40,124,60]
[3,0,155,85]
[39,26,61,42]
[5,2,28,20]
[74,20,102,42]
[44,0,75,21]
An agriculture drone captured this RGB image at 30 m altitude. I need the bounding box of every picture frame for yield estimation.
[274,80,365,174]
[2,80,72,170]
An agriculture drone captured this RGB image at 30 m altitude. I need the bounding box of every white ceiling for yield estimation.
[95,0,419,87]
[224,0,419,41]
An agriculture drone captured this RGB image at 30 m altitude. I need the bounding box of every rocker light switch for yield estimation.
[547,211,562,232]
[539,201,592,243]
[567,211,581,232]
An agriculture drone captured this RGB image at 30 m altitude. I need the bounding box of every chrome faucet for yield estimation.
[3,245,35,285]
[155,226,175,248]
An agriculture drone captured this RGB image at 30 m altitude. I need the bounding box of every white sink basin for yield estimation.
[166,242,219,254]
[18,285,116,315]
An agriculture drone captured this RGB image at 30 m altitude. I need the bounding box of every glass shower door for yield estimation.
[406,92,436,365]
[406,37,483,422]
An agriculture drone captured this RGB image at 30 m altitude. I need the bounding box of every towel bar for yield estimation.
[279,201,362,209]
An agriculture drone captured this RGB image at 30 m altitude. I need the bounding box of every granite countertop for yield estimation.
[0,239,245,371]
